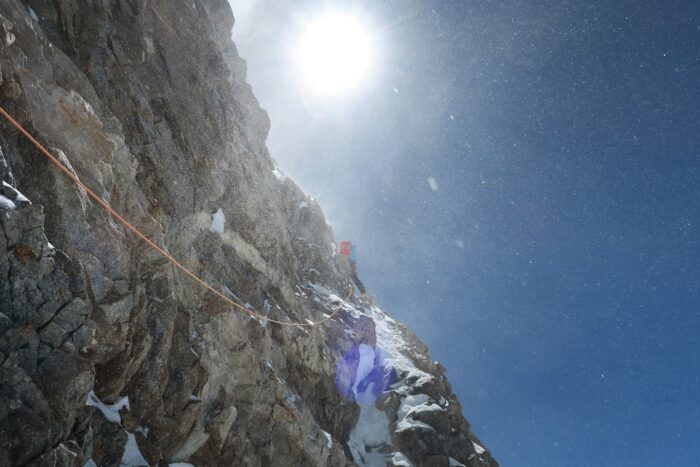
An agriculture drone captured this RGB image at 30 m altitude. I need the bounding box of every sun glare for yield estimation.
[297,13,373,97]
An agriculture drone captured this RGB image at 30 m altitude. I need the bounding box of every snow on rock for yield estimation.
[390,452,414,466]
[210,208,225,234]
[168,464,195,467]
[472,442,486,455]
[0,195,16,210]
[84,460,98,467]
[348,403,392,467]
[322,429,333,449]
[298,200,308,209]
[120,432,149,466]
[86,390,130,424]
[272,167,287,181]
[449,457,466,467]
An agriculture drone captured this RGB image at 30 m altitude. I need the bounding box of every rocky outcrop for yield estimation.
[0,1,496,466]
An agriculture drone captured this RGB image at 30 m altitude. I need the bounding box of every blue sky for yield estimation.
[231,1,700,465]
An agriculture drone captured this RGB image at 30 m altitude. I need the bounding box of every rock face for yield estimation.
[0,1,497,466]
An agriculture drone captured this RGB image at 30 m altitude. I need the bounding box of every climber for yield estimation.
[339,241,367,295]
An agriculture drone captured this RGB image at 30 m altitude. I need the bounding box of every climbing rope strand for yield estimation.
[0,105,351,327]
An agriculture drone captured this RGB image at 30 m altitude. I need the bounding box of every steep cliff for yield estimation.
[0,1,497,466]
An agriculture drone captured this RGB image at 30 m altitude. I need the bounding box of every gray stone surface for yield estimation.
[0,1,497,466]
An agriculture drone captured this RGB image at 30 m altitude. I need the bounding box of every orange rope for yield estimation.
[0,105,352,327]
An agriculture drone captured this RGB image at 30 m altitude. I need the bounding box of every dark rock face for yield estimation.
[0,1,497,466]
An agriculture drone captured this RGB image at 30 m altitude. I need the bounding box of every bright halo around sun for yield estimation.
[297,13,373,97]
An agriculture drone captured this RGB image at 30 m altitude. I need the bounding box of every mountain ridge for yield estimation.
[0,1,497,465]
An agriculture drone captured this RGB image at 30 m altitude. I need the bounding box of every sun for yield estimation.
[297,13,373,97]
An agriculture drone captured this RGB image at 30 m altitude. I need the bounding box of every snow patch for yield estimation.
[348,403,392,467]
[0,195,16,210]
[449,458,465,467]
[86,390,129,424]
[472,442,486,455]
[272,167,287,181]
[390,452,414,466]
[322,429,333,448]
[210,208,225,234]
[120,432,149,466]
[395,418,433,433]
[169,464,195,467]
[396,394,429,419]
[84,460,98,467]
[298,201,308,209]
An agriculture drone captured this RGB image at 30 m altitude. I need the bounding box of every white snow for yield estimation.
[427,177,438,191]
[135,426,150,437]
[449,457,465,467]
[86,390,130,424]
[395,418,433,433]
[298,201,308,209]
[396,394,429,419]
[83,460,98,467]
[0,195,16,210]
[120,432,149,466]
[2,181,30,205]
[472,442,486,455]
[188,394,200,402]
[348,403,392,467]
[210,208,225,234]
[322,429,333,448]
[169,464,194,467]
[272,167,287,181]
[390,452,414,466]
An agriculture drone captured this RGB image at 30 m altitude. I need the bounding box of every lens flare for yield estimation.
[336,344,396,404]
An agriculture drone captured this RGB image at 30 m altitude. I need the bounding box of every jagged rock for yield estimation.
[0,1,497,466]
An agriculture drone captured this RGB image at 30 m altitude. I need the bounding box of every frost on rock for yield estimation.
[86,390,130,424]
[210,208,225,234]
[120,432,149,467]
